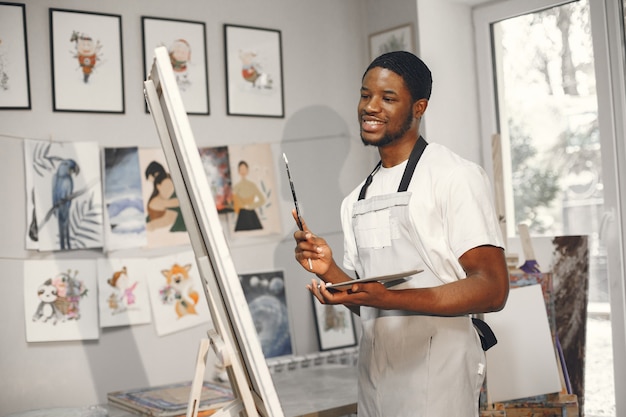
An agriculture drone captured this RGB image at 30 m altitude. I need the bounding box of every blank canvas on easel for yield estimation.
[484,284,562,402]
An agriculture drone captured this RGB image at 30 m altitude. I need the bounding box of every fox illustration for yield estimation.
[161,263,199,318]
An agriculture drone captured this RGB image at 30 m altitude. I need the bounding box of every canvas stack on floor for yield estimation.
[481,392,579,417]
[107,381,234,417]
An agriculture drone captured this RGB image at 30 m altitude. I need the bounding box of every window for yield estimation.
[474,0,626,415]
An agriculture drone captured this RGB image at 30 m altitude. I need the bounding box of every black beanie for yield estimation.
[364,51,432,101]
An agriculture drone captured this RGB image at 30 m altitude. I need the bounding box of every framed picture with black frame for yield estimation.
[224,24,284,118]
[312,296,357,351]
[0,2,31,110]
[142,16,209,115]
[49,8,124,113]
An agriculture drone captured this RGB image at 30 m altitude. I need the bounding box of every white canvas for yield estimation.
[24,259,99,342]
[144,46,284,415]
[484,284,562,402]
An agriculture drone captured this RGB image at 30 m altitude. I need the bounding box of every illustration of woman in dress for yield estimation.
[144,161,185,232]
[232,160,265,231]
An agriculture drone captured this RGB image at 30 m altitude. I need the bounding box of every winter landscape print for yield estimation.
[102,147,147,251]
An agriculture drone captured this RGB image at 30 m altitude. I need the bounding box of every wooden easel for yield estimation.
[144,46,284,417]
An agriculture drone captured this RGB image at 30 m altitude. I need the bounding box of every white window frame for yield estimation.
[473,0,626,415]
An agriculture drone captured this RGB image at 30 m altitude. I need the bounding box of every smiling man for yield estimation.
[292,51,509,416]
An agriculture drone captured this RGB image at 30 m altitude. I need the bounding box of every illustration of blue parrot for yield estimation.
[52,159,80,250]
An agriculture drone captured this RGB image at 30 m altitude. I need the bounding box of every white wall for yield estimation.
[363,0,484,165]
[0,0,484,414]
[417,0,484,164]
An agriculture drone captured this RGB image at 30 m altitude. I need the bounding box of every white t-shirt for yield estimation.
[341,142,504,283]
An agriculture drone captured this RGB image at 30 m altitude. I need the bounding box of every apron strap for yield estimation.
[358,136,428,200]
[398,136,428,192]
[357,161,381,200]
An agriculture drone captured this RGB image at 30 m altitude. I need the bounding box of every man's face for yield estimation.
[358,67,415,148]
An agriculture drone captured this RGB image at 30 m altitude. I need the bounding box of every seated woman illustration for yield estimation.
[232,160,265,231]
[145,161,186,232]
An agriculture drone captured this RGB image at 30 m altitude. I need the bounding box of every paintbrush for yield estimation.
[282,153,312,270]
[518,223,541,273]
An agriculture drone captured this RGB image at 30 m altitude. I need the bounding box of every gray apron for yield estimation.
[352,137,485,417]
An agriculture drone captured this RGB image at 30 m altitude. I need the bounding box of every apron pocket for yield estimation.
[354,209,391,248]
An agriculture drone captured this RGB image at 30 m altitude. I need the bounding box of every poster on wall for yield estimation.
[239,270,292,359]
[24,259,99,342]
[145,251,212,336]
[142,16,209,115]
[49,8,124,113]
[0,2,31,109]
[138,147,189,248]
[26,140,104,252]
[102,147,147,252]
[224,24,284,117]
[198,146,234,214]
[226,143,281,239]
[97,257,152,328]
[24,139,40,251]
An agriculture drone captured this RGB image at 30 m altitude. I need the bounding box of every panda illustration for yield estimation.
[32,279,64,324]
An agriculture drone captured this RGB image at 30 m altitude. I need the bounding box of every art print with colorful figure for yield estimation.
[70,30,102,84]
[142,17,209,114]
[226,143,281,239]
[50,9,124,113]
[138,148,189,249]
[24,259,99,342]
[224,24,284,117]
[97,258,152,328]
[146,251,211,336]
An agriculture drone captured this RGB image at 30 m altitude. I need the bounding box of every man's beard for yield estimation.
[360,108,414,148]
